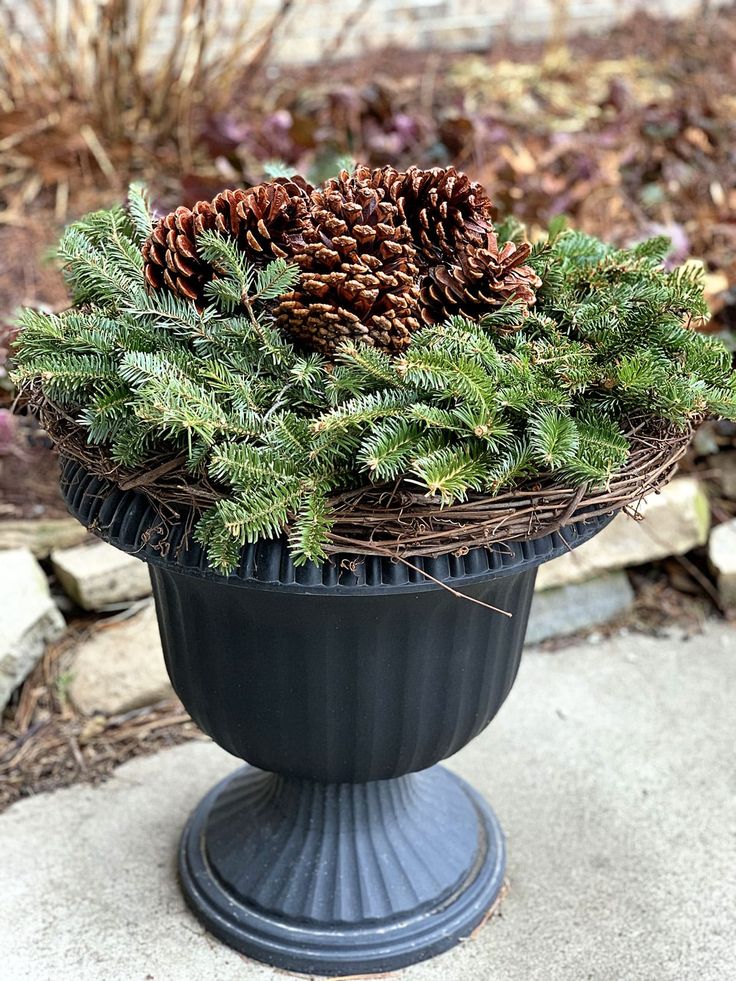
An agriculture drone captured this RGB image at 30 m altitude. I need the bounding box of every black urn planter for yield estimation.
[60,457,612,976]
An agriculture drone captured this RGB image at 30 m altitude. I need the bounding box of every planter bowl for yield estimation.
[60,456,613,976]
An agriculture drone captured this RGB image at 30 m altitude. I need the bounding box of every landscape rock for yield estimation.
[69,604,174,715]
[0,517,91,558]
[713,451,736,500]
[708,519,736,609]
[526,572,634,645]
[0,548,65,713]
[51,540,152,610]
[690,424,720,458]
[537,477,710,590]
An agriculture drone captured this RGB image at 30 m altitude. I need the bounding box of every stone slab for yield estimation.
[1,622,734,980]
[526,571,634,644]
[69,604,174,715]
[714,451,736,499]
[51,540,152,610]
[0,548,65,713]
[0,518,91,558]
[708,518,736,608]
[537,477,710,590]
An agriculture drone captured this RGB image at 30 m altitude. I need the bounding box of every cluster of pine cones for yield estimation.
[142,166,541,358]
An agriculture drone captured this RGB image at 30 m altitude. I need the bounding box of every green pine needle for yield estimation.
[411,445,490,504]
[528,408,580,470]
[10,188,736,572]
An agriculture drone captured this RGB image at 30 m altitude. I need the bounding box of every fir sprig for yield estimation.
[11,186,736,572]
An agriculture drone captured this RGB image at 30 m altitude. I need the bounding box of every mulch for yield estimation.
[0,624,205,814]
[0,223,71,520]
[0,414,70,521]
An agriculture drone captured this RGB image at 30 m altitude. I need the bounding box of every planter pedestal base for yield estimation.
[179,764,505,976]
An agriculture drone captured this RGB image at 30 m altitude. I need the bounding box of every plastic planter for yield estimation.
[59,456,612,976]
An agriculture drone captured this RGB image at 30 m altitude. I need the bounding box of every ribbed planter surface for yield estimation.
[59,456,613,975]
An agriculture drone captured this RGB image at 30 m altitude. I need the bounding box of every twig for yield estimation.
[393,555,512,617]
[35,388,694,566]
[321,0,376,62]
[79,124,118,185]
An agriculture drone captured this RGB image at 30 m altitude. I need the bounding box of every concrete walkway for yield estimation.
[2,624,735,981]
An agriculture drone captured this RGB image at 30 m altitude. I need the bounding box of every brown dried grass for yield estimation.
[0,0,297,217]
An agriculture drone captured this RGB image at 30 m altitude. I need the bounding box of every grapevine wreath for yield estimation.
[13,166,736,571]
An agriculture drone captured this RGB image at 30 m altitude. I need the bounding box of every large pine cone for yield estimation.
[359,165,540,324]
[142,178,312,305]
[274,170,423,356]
[363,165,495,263]
[421,239,542,325]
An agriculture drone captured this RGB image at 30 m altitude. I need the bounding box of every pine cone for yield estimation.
[142,178,313,305]
[363,165,496,263]
[142,167,540,354]
[359,165,539,325]
[421,239,542,325]
[274,170,423,356]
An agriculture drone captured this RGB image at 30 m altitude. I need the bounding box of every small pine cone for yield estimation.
[421,239,542,325]
[360,164,539,324]
[142,178,313,305]
[362,165,496,264]
[142,203,212,303]
[274,170,423,356]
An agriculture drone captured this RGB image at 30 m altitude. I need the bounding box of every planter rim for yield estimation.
[60,455,614,595]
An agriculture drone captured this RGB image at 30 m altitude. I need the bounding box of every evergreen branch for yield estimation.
[127,183,154,243]
[253,259,299,301]
[124,289,219,337]
[399,350,497,409]
[15,353,117,398]
[289,489,334,565]
[485,442,535,491]
[263,160,293,178]
[411,444,490,504]
[314,389,416,434]
[203,278,243,314]
[57,227,139,306]
[289,354,327,394]
[196,230,254,294]
[11,193,736,572]
[335,342,401,386]
[358,419,424,480]
[528,408,579,469]
[201,482,304,547]
[208,443,295,489]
